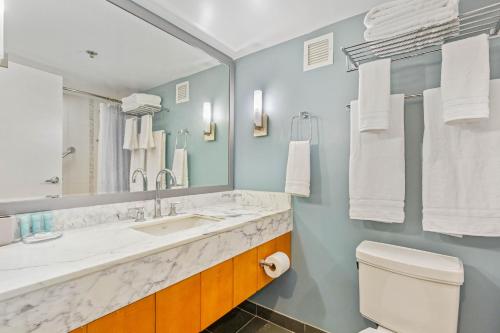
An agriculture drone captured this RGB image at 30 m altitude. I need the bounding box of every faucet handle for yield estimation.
[167,202,181,216]
[128,207,146,222]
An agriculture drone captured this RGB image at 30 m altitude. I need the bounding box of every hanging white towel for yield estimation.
[172,149,189,188]
[285,141,311,197]
[441,34,491,123]
[349,94,405,223]
[139,115,155,149]
[129,149,145,192]
[123,118,139,150]
[358,59,391,132]
[146,131,166,191]
[422,80,500,237]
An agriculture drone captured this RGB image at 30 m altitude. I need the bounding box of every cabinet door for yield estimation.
[257,238,277,289]
[87,295,155,333]
[233,248,258,306]
[200,259,234,329]
[156,274,201,333]
[276,232,292,259]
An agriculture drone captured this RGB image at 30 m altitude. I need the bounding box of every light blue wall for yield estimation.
[148,64,229,187]
[235,1,500,332]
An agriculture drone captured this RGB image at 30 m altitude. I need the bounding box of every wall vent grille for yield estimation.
[304,33,333,71]
[176,81,189,104]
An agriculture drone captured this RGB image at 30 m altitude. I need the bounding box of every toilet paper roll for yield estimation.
[263,251,290,279]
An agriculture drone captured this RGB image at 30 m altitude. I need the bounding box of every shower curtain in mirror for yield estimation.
[97,103,130,193]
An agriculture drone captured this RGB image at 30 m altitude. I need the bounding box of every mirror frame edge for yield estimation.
[0,0,235,215]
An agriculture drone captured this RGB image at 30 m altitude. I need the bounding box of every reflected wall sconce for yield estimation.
[0,0,7,69]
[203,102,216,141]
[253,90,268,137]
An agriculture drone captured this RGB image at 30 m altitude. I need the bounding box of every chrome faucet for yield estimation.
[154,169,177,218]
[131,168,148,192]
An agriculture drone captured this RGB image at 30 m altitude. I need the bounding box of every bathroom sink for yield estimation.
[130,214,221,236]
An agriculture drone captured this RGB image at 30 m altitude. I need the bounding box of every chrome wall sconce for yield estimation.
[253,90,268,137]
[203,102,216,141]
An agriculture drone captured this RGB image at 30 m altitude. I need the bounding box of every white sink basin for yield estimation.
[130,214,221,236]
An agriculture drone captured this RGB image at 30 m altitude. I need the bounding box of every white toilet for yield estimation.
[356,241,464,333]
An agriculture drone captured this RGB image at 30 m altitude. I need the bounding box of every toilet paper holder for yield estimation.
[259,260,276,271]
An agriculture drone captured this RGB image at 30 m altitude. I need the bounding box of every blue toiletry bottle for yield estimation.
[42,212,54,232]
[31,213,43,234]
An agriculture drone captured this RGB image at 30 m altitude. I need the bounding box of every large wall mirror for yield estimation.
[0,0,234,213]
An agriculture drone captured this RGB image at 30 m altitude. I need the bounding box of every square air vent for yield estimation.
[176,81,189,104]
[303,33,333,71]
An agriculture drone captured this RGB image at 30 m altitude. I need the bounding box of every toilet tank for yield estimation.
[356,241,464,333]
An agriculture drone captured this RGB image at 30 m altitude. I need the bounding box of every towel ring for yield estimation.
[175,129,189,149]
[290,111,313,142]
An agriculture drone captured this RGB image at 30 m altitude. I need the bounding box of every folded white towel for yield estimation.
[349,95,405,223]
[172,149,188,188]
[146,131,166,191]
[285,141,311,197]
[122,93,161,107]
[441,34,490,123]
[139,115,155,149]
[364,0,459,41]
[129,149,145,192]
[358,59,392,132]
[422,81,500,237]
[123,118,139,150]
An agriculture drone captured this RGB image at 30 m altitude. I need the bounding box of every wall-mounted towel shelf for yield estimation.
[124,105,166,118]
[345,94,423,110]
[342,3,500,72]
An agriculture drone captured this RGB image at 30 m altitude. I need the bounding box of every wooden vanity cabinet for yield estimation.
[87,294,155,333]
[156,274,201,333]
[70,232,291,333]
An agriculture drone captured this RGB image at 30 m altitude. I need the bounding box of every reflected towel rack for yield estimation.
[345,93,423,110]
[341,3,500,72]
[290,111,313,141]
[175,129,190,149]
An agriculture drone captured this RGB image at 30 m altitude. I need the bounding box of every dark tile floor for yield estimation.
[203,303,329,333]
[203,307,292,333]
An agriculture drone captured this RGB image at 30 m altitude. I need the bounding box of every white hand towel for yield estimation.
[422,80,500,237]
[441,34,490,123]
[129,149,145,192]
[285,141,311,197]
[172,149,188,188]
[122,93,161,107]
[139,115,155,149]
[146,131,166,191]
[358,59,391,132]
[349,94,405,223]
[123,118,138,150]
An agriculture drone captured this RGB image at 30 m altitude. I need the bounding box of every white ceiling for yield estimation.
[5,0,219,98]
[133,0,391,59]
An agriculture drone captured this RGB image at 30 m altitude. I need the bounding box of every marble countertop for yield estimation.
[0,202,289,302]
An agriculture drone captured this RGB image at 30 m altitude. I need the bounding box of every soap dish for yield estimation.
[22,232,63,244]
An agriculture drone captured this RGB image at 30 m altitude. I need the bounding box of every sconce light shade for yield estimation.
[0,0,4,61]
[203,102,216,141]
[253,90,268,137]
[203,102,212,133]
[253,90,263,127]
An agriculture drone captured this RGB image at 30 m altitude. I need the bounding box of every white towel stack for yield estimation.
[349,95,406,223]
[441,34,491,123]
[358,59,392,132]
[121,93,162,113]
[285,141,311,197]
[422,80,500,237]
[364,0,459,41]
